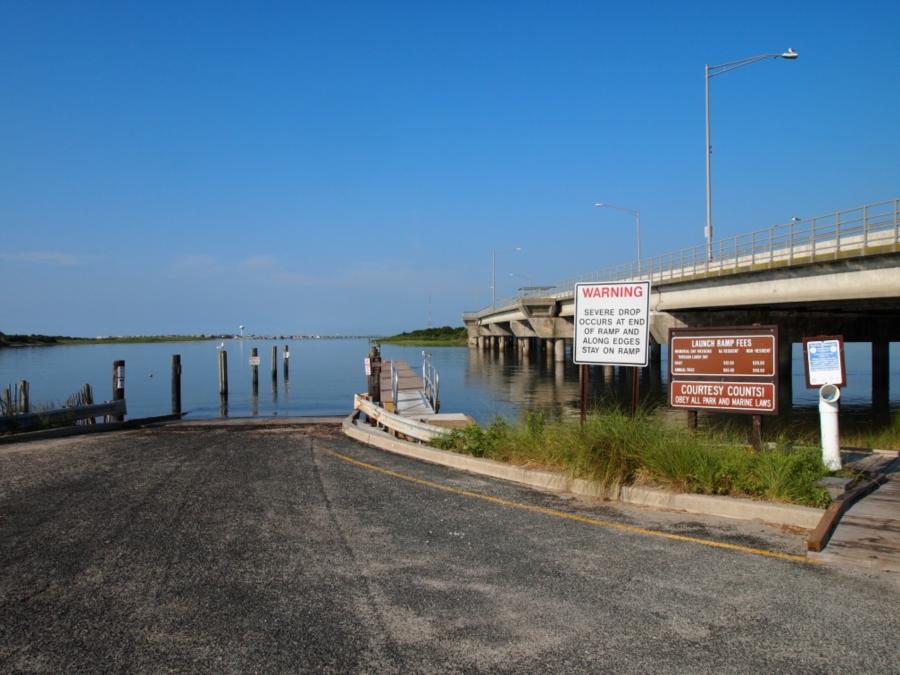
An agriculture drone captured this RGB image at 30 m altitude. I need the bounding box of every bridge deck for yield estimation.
[379,360,435,417]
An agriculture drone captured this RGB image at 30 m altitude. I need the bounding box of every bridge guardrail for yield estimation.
[466,198,899,318]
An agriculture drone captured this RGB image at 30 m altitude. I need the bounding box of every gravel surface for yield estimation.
[0,423,897,672]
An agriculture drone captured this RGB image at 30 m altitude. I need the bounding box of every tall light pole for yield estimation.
[705,48,798,260]
[594,202,641,276]
[491,246,522,307]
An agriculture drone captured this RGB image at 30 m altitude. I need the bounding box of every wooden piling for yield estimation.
[750,415,762,451]
[687,410,698,431]
[171,354,182,416]
[18,380,30,414]
[283,344,290,380]
[271,345,278,383]
[251,347,259,395]
[218,350,229,398]
[83,383,95,424]
[112,360,125,422]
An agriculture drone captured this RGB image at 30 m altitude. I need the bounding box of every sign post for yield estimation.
[574,281,651,421]
[668,326,779,449]
[803,335,846,469]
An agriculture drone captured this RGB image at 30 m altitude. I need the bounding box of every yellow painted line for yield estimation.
[327,450,811,564]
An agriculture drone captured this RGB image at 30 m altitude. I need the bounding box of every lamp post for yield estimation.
[705,48,798,260]
[491,246,522,307]
[594,202,641,276]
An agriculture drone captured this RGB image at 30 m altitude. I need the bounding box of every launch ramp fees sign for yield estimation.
[574,281,650,366]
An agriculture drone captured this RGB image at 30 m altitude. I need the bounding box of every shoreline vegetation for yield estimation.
[379,326,468,346]
[430,408,855,508]
[0,333,378,348]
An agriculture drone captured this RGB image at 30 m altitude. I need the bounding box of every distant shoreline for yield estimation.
[0,334,381,348]
[379,326,468,347]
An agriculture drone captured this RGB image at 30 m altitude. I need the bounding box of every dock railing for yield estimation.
[421,352,440,413]
[468,198,899,316]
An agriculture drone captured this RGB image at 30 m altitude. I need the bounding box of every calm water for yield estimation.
[0,339,897,426]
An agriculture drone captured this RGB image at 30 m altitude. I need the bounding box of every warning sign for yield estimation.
[574,281,650,366]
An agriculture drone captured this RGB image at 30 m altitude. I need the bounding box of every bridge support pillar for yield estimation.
[872,330,890,419]
[554,338,566,363]
[498,336,507,351]
[649,340,662,386]
[522,337,531,357]
[778,331,793,413]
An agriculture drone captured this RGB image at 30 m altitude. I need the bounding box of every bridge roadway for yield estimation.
[463,199,900,408]
[1,422,897,671]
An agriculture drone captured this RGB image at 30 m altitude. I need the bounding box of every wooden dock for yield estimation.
[809,454,900,580]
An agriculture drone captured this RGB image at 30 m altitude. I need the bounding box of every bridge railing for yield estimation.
[469,198,898,316]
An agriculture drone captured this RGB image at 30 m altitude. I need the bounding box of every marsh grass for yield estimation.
[432,409,833,508]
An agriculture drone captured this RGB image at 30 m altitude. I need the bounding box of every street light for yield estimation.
[491,246,522,307]
[594,202,641,276]
[705,48,798,260]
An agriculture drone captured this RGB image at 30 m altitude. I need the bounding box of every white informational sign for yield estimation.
[248,356,261,366]
[806,339,843,386]
[574,281,650,366]
[364,357,371,376]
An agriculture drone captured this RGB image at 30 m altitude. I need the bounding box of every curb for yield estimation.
[342,414,824,530]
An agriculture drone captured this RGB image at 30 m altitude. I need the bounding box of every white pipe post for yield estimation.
[818,384,842,470]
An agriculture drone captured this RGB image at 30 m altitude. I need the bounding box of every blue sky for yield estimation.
[2,0,898,336]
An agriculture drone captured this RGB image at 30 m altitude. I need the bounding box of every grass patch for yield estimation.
[432,409,833,508]
[380,326,468,346]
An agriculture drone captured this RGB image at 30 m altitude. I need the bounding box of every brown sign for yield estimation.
[670,334,775,377]
[670,381,776,413]
[668,325,779,416]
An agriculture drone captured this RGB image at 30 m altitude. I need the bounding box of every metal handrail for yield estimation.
[466,197,899,318]
[391,362,398,409]
[421,352,440,413]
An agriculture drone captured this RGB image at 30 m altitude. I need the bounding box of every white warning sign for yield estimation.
[573,281,650,366]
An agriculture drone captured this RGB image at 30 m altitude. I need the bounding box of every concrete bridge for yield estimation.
[463,198,900,409]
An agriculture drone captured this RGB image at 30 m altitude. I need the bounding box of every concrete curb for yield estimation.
[342,414,824,530]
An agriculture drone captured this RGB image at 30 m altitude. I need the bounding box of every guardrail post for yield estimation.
[751,232,755,268]
[863,205,869,253]
[834,210,840,260]
[788,220,794,265]
[811,218,817,261]
[895,198,899,252]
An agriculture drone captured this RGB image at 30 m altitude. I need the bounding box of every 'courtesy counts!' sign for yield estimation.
[574,281,650,366]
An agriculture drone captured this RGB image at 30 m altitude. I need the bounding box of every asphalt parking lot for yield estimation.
[1,423,897,672]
